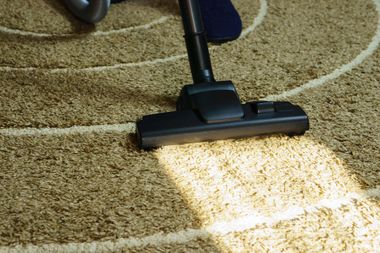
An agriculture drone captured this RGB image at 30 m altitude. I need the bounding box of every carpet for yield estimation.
[0,0,379,252]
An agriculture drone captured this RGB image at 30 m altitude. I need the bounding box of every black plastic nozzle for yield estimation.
[137,99,308,149]
[136,81,309,149]
[135,0,309,149]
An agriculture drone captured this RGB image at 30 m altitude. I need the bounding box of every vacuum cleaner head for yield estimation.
[135,0,309,149]
[136,81,309,149]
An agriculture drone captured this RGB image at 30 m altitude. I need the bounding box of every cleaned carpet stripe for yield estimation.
[1,187,378,253]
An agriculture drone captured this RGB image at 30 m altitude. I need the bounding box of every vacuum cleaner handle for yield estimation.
[64,0,110,24]
[178,0,215,84]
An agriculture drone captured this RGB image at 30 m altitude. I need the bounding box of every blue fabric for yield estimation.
[111,0,242,42]
[198,0,242,43]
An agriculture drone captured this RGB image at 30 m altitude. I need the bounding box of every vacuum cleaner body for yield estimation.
[64,0,110,23]
[136,0,309,149]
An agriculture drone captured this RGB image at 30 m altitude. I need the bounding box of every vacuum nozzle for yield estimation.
[136,81,309,149]
[135,0,309,149]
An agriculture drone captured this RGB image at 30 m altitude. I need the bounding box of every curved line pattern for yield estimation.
[0,16,170,38]
[239,0,268,39]
[1,187,379,252]
[265,0,380,100]
[0,0,267,135]
[0,0,268,73]
[0,0,379,137]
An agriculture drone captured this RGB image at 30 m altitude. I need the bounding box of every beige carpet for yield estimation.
[1,0,380,252]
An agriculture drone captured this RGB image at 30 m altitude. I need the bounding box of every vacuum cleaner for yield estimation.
[136,0,309,149]
[64,0,309,149]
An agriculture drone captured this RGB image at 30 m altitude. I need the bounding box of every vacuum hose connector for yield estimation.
[64,0,110,23]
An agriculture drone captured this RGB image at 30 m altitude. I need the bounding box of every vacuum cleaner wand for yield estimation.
[178,0,215,84]
[136,0,309,149]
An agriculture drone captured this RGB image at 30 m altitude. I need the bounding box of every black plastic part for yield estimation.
[135,0,310,149]
[179,0,215,84]
[136,101,309,149]
[176,81,244,123]
[64,0,110,24]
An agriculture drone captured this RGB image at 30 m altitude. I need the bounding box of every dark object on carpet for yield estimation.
[72,0,242,42]
[64,0,110,23]
[198,0,242,42]
[136,0,309,149]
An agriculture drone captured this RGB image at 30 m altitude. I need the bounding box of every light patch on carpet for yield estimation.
[0,187,378,253]
[155,136,379,251]
[155,137,363,220]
